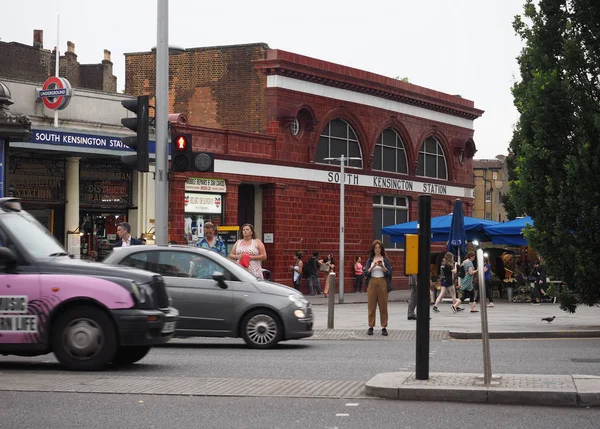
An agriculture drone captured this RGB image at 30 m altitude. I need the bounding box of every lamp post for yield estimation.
[323,154,361,304]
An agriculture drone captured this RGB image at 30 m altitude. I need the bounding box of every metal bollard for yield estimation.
[327,272,336,329]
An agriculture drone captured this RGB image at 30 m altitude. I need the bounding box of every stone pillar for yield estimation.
[65,157,80,256]
[224,179,241,227]
[168,173,188,243]
[254,185,263,240]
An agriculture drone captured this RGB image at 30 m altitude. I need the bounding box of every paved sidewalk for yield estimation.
[310,291,600,406]
[365,372,600,407]
[307,290,600,339]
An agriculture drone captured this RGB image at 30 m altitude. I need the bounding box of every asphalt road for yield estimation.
[0,392,599,429]
[0,337,599,380]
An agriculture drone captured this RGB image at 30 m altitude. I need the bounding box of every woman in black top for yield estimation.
[433,252,462,314]
[531,257,547,304]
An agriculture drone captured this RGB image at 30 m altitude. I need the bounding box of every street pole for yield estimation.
[155,0,169,245]
[339,154,345,304]
[477,248,493,384]
[327,272,336,329]
[415,195,431,380]
[54,14,59,128]
[323,155,361,305]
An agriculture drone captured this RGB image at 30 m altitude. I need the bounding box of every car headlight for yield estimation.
[289,294,308,308]
[131,282,147,304]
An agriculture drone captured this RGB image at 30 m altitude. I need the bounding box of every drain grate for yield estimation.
[0,373,369,399]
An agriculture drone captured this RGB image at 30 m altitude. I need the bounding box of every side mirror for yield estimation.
[0,247,17,271]
[212,272,228,289]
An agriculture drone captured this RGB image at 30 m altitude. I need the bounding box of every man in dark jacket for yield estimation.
[114,222,143,247]
[307,252,322,296]
[531,257,547,304]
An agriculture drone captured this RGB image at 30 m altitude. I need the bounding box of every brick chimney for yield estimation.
[102,49,117,92]
[63,41,79,87]
[66,41,76,56]
[33,29,43,49]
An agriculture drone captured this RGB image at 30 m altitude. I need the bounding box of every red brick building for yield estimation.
[125,43,483,292]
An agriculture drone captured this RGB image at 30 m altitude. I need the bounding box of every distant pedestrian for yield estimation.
[115,222,143,247]
[197,222,227,257]
[306,252,322,296]
[290,251,303,291]
[407,274,418,320]
[433,252,462,314]
[460,251,478,312]
[531,257,547,305]
[322,253,335,298]
[354,256,364,293]
[475,256,495,307]
[364,240,393,336]
[229,223,267,280]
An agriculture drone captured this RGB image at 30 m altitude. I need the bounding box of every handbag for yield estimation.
[319,262,330,272]
[239,254,250,268]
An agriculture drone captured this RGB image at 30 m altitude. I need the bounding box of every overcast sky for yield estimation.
[3,0,526,160]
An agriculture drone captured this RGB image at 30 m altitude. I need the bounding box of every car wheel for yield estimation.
[112,346,151,366]
[51,306,117,371]
[241,309,282,349]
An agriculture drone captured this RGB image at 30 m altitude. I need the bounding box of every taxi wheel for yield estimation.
[241,309,283,349]
[51,306,117,371]
[112,346,151,365]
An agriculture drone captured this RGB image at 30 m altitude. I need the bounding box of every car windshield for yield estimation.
[184,249,260,282]
[0,212,66,258]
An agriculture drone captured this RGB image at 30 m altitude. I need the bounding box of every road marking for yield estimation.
[345,403,359,407]
[336,413,349,417]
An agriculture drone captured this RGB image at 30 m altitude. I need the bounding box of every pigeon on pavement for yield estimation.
[541,316,556,323]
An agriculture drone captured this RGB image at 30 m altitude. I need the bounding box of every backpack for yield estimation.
[457,264,466,279]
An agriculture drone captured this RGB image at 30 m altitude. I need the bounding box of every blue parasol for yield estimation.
[447,199,467,255]
[483,216,533,246]
[381,214,498,244]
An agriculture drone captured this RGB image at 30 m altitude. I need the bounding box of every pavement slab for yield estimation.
[365,372,600,407]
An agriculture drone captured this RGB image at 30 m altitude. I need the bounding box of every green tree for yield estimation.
[507,0,600,312]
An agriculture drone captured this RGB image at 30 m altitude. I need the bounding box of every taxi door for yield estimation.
[0,274,41,343]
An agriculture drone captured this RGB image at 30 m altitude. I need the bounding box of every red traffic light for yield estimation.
[174,135,189,152]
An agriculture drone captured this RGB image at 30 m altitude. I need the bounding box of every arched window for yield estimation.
[373,129,408,174]
[316,119,363,168]
[416,137,447,179]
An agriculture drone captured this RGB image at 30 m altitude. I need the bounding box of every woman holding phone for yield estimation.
[363,240,393,336]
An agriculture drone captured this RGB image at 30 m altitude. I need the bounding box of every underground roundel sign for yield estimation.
[38,76,73,110]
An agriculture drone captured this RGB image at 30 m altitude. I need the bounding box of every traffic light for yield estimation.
[171,133,193,172]
[120,95,150,172]
[170,132,214,173]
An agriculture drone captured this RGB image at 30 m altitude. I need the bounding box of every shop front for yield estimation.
[78,160,133,260]
[7,153,66,241]
[6,154,134,259]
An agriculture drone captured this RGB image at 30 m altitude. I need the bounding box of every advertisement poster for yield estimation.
[184,193,222,214]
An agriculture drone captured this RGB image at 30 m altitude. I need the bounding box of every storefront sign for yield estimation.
[184,193,222,214]
[79,161,132,207]
[29,129,160,154]
[215,159,474,199]
[37,76,73,110]
[31,129,133,152]
[8,157,66,203]
[185,178,227,193]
